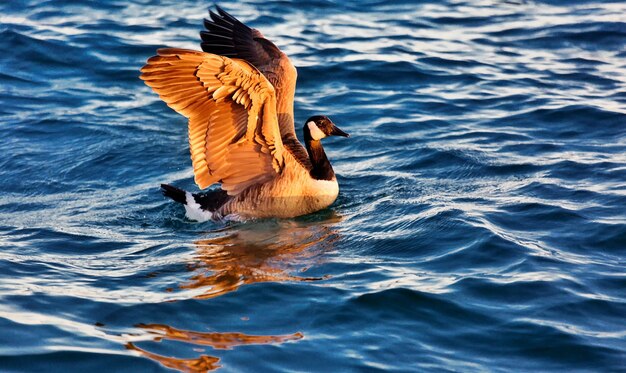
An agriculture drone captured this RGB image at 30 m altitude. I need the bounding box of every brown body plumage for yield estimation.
[141,7,348,221]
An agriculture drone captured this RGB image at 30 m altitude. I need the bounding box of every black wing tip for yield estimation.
[208,9,221,23]
[206,4,246,28]
[161,184,187,205]
[206,4,235,25]
[215,5,237,22]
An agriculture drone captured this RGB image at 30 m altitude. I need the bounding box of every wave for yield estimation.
[2,0,626,371]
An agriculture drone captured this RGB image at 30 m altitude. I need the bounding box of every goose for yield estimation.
[140,6,349,221]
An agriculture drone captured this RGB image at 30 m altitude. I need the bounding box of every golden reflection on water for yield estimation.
[127,218,339,372]
[126,342,222,372]
[126,324,303,372]
[179,219,339,299]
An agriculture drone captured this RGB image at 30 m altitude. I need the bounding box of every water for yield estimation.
[1,0,625,371]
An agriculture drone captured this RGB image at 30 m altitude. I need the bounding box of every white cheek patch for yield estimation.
[307,121,327,140]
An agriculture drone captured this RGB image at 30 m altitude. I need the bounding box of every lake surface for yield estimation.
[1,0,625,371]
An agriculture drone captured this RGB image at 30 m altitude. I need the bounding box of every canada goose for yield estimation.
[141,6,349,221]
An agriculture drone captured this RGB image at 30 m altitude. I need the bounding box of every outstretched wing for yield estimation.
[201,6,299,140]
[140,48,285,196]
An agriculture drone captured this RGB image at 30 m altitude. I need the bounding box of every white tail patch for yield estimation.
[307,121,326,140]
[183,192,213,222]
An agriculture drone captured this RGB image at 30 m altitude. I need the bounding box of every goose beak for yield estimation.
[331,125,350,138]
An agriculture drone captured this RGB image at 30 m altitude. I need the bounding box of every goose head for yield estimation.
[304,116,350,141]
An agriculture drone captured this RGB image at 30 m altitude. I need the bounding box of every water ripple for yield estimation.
[1,0,626,371]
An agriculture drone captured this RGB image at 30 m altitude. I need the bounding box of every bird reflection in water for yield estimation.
[180,219,338,299]
[126,217,339,372]
[125,325,303,372]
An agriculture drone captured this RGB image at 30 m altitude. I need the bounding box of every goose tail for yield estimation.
[160,184,230,222]
[161,184,187,205]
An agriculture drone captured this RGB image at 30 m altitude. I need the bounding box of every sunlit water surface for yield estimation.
[1,0,625,371]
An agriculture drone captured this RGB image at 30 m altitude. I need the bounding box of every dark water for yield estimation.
[1,0,625,371]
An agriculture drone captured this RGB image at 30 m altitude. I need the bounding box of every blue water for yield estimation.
[1,0,625,371]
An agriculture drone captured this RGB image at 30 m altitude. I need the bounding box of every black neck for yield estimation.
[304,129,335,181]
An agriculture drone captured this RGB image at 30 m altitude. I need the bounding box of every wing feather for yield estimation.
[200,6,299,142]
[140,48,285,195]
